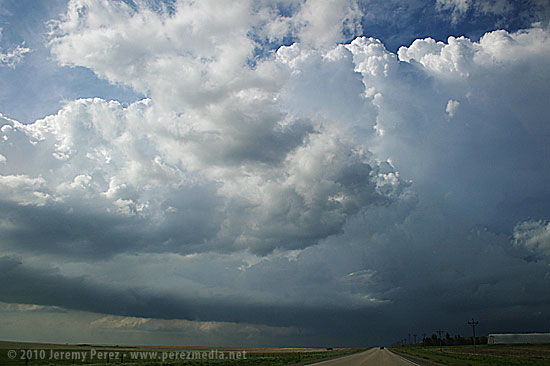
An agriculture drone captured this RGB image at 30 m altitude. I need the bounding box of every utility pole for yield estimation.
[414,333,417,345]
[469,318,479,353]
[437,329,443,352]
[408,333,411,345]
[422,333,427,347]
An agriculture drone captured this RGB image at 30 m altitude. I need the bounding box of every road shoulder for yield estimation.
[389,348,442,366]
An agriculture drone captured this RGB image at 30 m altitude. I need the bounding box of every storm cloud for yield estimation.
[1,0,549,346]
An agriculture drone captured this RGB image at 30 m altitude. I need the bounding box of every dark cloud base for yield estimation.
[2,255,550,346]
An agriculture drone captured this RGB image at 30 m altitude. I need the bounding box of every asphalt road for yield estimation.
[306,348,417,366]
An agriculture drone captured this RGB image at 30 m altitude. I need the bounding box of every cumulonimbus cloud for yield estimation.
[1,0,550,346]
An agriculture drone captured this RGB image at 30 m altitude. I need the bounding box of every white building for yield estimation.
[487,333,550,344]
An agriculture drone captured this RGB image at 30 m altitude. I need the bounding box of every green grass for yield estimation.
[0,344,367,366]
[392,344,550,366]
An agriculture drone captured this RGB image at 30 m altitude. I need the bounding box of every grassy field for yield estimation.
[0,341,367,365]
[392,344,550,366]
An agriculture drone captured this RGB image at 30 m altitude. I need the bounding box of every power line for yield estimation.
[468,318,479,353]
[437,329,443,352]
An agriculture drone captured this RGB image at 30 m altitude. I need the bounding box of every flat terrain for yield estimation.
[0,341,366,365]
[393,344,550,366]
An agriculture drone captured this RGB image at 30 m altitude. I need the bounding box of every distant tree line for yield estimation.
[421,333,487,346]
[392,333,489,347]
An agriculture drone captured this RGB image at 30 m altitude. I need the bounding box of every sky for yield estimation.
[0,0,550,347]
